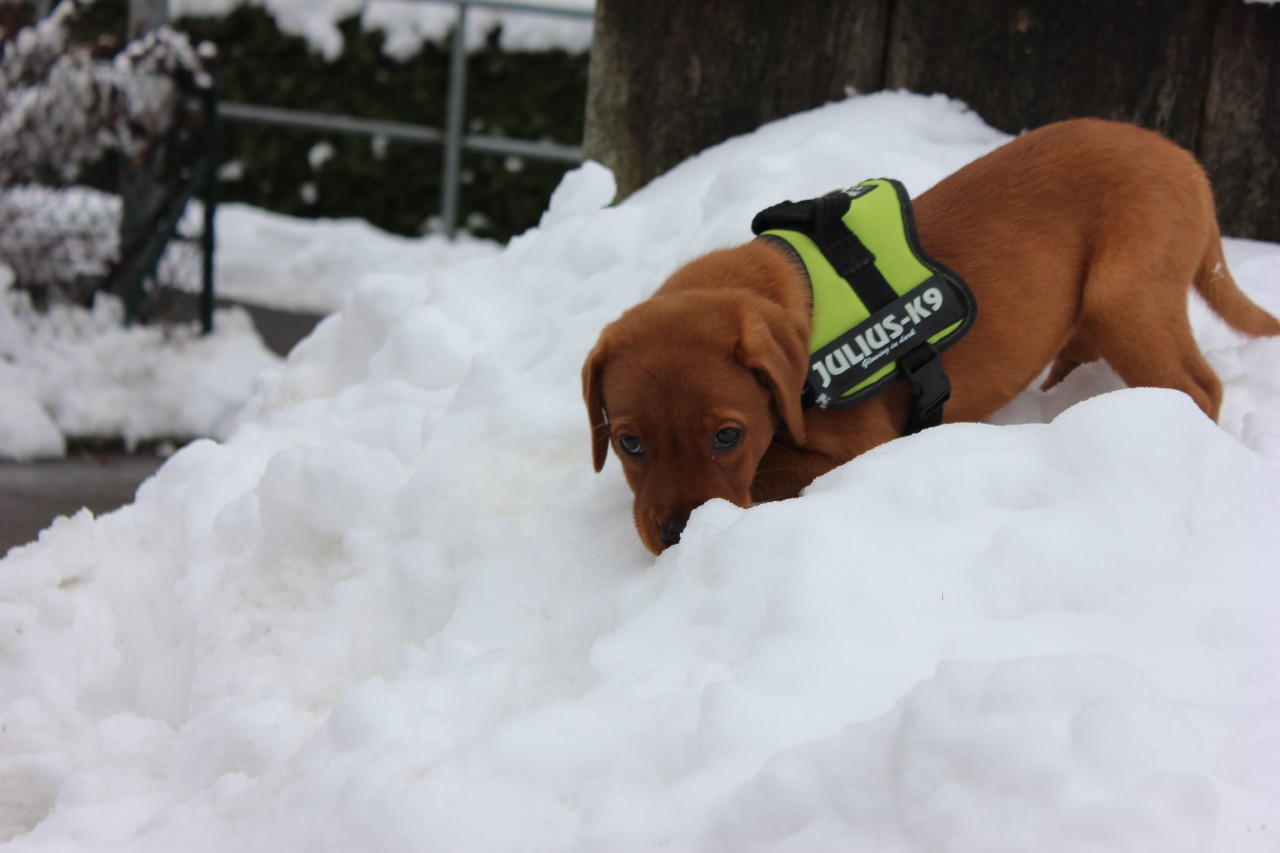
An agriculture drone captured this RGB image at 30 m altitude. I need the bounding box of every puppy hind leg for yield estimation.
[1083,291,1223,421]
[1181,348,1224,420]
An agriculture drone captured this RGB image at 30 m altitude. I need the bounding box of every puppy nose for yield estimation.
[658,516,687,547]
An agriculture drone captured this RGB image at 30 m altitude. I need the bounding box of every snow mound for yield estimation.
[1,92,1278,851]
[0,278,278,458]
[214,202,500,314]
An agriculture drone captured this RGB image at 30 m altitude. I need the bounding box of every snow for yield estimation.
[213,202,499,314]
[0,264,279,459]
[1,91,1279,851]
[0,195,497,459]
[169,0,595,60]
[0,6,274,459]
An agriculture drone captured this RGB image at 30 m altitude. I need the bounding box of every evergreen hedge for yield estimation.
[173,5,589,242]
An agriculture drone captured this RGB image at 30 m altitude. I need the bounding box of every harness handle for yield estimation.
[752,194,897,311]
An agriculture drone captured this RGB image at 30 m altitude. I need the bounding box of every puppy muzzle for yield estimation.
[658,516,687,548]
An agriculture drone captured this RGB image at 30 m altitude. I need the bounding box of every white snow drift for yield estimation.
[1,93,1278,852]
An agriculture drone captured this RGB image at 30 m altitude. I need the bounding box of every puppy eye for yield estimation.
[712,427,742,450]
[617,433,644,456]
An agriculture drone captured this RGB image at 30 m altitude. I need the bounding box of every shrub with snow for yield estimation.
[0,2,210,303]
[0,2,208,186]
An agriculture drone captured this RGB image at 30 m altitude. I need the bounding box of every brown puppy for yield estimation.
[583,119,1280,554]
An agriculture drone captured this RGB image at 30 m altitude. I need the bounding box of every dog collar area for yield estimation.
[752,179,977,434]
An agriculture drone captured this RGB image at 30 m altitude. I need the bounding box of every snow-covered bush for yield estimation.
[0,1,207,185]
[0,1,210,307]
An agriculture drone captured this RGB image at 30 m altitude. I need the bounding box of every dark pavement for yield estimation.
[220,299,326,360]
[0,302,323,558]
[0,453,168,555]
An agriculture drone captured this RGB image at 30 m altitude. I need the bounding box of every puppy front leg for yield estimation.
[750,442,847,503]
[750,391,910,503]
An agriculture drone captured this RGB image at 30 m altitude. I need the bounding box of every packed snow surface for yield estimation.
[2,93,1279,851]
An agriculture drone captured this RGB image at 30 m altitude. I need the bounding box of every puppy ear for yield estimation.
[737,308,809,446]
[582,339,610,471]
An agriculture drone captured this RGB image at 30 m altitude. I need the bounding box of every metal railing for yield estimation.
[114,78,218,332]
[217,0,592,239]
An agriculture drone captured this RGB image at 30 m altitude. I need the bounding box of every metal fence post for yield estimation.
[440,1,470,240]
[199,59,219,335]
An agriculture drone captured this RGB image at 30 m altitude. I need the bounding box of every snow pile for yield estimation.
[0,197,495,460]
[214,202,499,313]
[0,263,278,459]
[0,6,269,461]
[1,93,1278,851]
[170,0,594,61]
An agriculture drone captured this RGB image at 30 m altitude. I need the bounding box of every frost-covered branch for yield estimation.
[0,1,208,185]
[0,0,79,90]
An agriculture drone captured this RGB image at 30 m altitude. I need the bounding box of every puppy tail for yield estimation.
[1193,226,1280,338]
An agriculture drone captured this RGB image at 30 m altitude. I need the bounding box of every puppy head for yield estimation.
[583,287,808,554]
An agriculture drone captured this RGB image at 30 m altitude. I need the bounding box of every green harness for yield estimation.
[752,179,976,434]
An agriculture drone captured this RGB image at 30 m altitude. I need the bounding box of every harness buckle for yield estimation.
[897,344,950,434]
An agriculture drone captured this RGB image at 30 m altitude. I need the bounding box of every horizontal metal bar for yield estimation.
[220,101,444,144]
[220,101,582,163]
[465,132,581,163]
[393,0,594,19]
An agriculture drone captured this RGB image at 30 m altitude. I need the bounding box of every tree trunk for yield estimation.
[883,0,1219,152]
[584,0,889,200]
[583,0,1278,241]
[1200,0,1280,243]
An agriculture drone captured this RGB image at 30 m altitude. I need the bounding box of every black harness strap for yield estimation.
[752,195,898,312]
[897,342,951,433]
